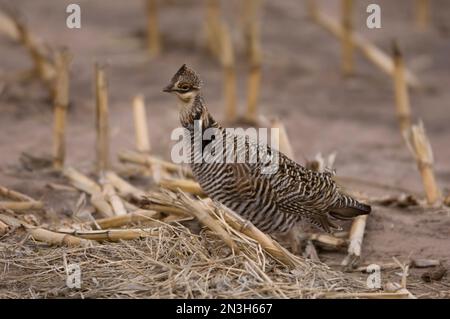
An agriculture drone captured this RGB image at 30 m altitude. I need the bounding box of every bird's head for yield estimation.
[163,64,202,104]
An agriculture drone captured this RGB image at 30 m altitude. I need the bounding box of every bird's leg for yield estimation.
[276,226,306,256]
[303,239,320,262]
[278,227,321,262]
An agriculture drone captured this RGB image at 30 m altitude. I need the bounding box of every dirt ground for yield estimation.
[0,0,449,298]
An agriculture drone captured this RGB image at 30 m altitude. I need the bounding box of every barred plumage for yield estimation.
[164,64,371,234]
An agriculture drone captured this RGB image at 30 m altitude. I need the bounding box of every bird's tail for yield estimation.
[329,194,371,220]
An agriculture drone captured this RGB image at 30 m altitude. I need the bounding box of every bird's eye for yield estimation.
[179,84,190,91]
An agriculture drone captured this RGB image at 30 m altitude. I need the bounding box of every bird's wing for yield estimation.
[269,153,342,232]
[223,163,280,211]
[225,138,341,232]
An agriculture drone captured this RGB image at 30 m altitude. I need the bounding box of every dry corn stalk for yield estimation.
[341,214,368,269]
[132,95,151,153]
[102,182,127,216]
[52,49,71,170]
[159,178,205,197]
[56,227,159,241]
[7,12,55,89]
[243,0,262,124]
[220,23,237,122]
[177,193,241,253]
[63,167,114,217]
[415,0,430,30]
[127,197,190,217]
[0,185,35,202]
[411,258,441,268]
[312,7,420,88]
[90,193,114,218]
[306,0,318,20]
[104,171,146,198]
[205,0,222,59]
[215,203,303,268]
[405,122,441,205]
[28,227,92,246]
[143,191,239,253]
[308,233,347,250]
[0,201,43,211]
[95,63,110,173]
[146,0,161,56]
[0,219,10,235]
[0,9,19,40]
[341,0,354,75]
[350,259,441,273]
[392,42,412,134]
[0,213,92,247]
[85,210,161,229]
[351,262,401,273]
[63,167,101,194]
[142,190,303,268]
[119,150,193,178]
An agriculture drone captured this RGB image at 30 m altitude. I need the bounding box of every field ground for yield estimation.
[0,0,449,298]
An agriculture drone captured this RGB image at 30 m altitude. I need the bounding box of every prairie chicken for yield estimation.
[163,64,371,234]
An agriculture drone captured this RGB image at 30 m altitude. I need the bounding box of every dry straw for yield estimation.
[0,222,365,298]
[139,190,305,268]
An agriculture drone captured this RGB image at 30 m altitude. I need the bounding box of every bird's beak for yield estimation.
[163,84,174,93]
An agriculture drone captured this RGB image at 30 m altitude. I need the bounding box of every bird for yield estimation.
[163,64,371,235]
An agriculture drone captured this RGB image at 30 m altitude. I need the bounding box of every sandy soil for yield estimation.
[0,0,449,297]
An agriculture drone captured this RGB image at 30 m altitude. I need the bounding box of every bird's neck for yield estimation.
[179,93,220,132]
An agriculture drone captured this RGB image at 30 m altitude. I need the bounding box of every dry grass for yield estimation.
[0,218,366,298]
